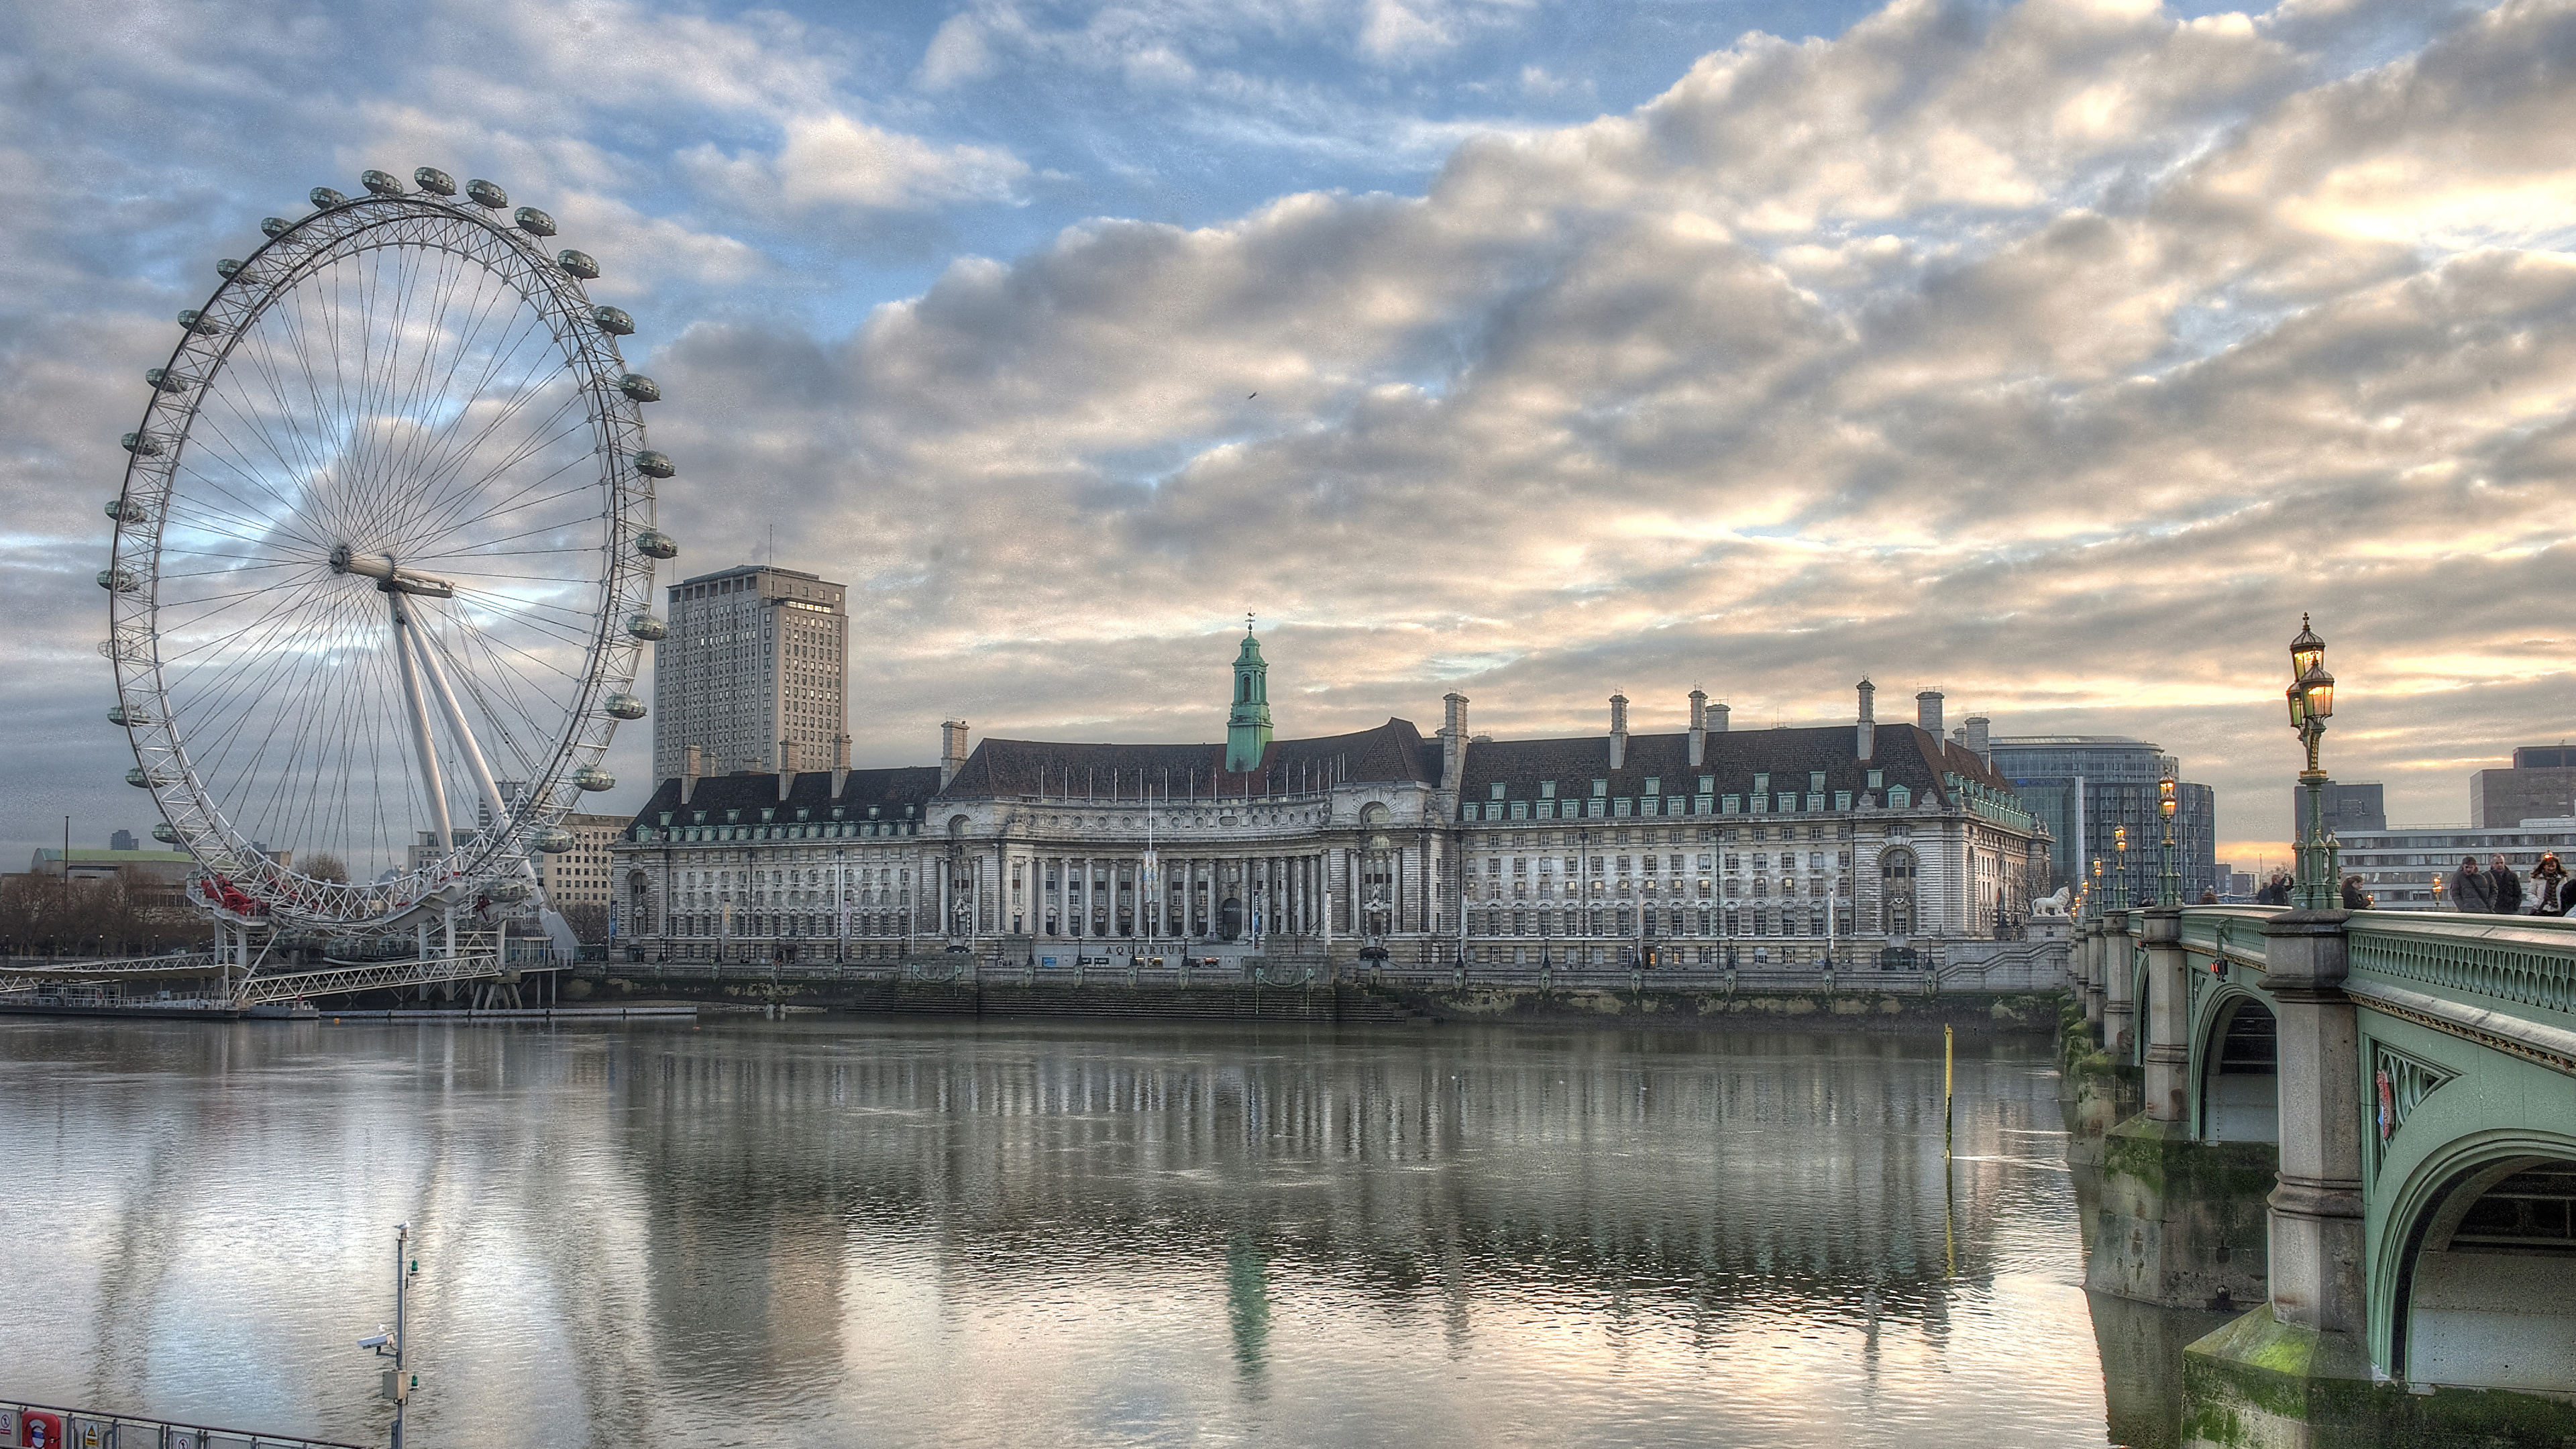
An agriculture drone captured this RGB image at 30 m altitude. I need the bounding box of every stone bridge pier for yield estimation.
[2068,900,2576,1447]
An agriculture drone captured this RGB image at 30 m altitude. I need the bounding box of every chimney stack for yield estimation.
[682,744,702,805]
[1440,692,1470,791]
[1856,678,1877,761]
[1963,714,1991,769]
[1710,701,1729,734]
[1916,690,1944,736]
[1609,692,1630,771]
[832,733,851,798]
[1688,689,1708,767]
[778,739,797,801]
[940,720,970,788]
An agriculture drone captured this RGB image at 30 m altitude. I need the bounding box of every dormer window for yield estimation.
[1592,780,1609,798]
[1644,777,1660,796]
[1490,782,1507,800]
[1540,780,1556,798]
[1867,770,1884,790]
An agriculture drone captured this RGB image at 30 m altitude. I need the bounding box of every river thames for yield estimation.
[0,1017,2210,1446]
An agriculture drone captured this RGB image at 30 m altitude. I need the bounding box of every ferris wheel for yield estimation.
[102,168,678,930]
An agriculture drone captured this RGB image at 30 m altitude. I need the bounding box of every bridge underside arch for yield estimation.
[2199,992,2277,1144]
[2394,1155,2576,1391]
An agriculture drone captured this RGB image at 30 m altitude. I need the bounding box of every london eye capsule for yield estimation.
[309,186,347,209]
[125,766,170,788]
[602,692,647,720]
[176,309,221,335]
[98,568,140,592]
[121,432,165,455]
[533,826,576,853]
[261,217,290,237]
[632,450,674,478]
[215,258,242,278]
[151,822,180,845]
[105,496,148,523]
[109,703,152,726]
[626,612,668,641]
[360,169,405,197]
[635,530,678,560]
[466,178,508,209]
[593,305,635,335]
[146,368,189,392]
[557,249,599,280]
[486,879,533,904]
[618,374,661,403]
[514,206,555,237]
[574,765,615,792]
[413,166,457,196]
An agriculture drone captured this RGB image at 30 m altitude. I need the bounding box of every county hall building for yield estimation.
[610,625,2049,969]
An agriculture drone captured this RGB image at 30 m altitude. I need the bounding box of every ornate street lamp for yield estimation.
[2112,825,2131,910]
[2285,613,2339,909]
[2089,857,2103,922]
[2158,775,2182,908]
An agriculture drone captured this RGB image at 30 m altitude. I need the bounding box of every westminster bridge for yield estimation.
[2069,900,2576,1446]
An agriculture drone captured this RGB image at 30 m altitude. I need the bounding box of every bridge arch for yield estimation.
[2381,1134,2576,1391]
[2194,987,2278,1144]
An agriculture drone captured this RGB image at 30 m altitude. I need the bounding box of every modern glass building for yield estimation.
[1988,735,2217,902]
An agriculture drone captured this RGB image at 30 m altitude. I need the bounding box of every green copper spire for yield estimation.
[1225,614,1273,774]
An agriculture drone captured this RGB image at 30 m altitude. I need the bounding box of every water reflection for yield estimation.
[1,1019,2114,1447]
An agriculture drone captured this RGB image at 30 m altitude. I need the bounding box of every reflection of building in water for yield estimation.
[616,633,2051,967]
[596,1027,2043,1356]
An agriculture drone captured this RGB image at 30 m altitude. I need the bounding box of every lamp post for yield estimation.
[2090,857,2103,922]
[2111,826,2130,911]
[2284,613,2339,910]
[2158,775,2181,908]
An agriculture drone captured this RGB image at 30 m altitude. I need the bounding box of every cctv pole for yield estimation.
[393,1221,411,1449]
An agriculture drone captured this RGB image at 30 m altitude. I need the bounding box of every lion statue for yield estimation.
[2031,885,2073,918]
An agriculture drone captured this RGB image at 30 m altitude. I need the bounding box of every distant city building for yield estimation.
[611,645,2053,969]
[2469,746,2576,828]
[28,847,197,886]
[1986,735,2218,901]
[109,828,137,852]
[653,565,849,784]
[2340,821,2576,910]
[2293,781,2385,837]
[538,812,627,914]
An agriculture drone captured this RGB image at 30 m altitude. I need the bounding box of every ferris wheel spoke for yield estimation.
[155,576,343,676]
[179,582,376,782]
[374,260,551,546]
[392,352,591,551]
[422,474,610,545]
[435,611,559,776]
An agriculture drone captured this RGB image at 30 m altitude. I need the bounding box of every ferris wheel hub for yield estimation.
[329,545,455,598]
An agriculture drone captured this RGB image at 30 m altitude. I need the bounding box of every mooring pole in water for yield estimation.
[1943,1024,1955,1158]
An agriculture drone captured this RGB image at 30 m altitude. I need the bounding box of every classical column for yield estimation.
[2262,911,2366,1334]
[2141,905,2191,1122]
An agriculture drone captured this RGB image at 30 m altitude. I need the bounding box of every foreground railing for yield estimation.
[0,1398,362,1449]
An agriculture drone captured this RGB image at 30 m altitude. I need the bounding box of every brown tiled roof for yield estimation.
[1456,722,2011,804]
[938,718,1437,799]
[625,766,945,831]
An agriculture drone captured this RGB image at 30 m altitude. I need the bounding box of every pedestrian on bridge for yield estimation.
[2453,856,2498,912]
[2531,853,2567,916]
[2489,855,2524,914]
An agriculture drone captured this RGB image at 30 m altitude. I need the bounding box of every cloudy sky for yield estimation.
[5,0,2571,875]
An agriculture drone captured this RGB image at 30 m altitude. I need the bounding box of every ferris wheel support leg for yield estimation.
[406,608,512,834]
[389,596,456,861]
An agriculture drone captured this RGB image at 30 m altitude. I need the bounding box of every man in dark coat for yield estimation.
[2489,855,2524,914]
[2453,856,2496,912]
